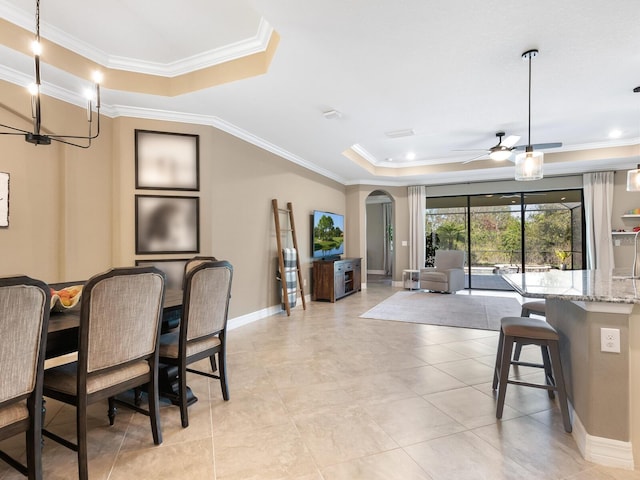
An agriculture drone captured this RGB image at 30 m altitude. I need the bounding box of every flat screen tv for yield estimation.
[312,210,344,259]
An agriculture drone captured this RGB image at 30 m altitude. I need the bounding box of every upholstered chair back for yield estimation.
[82,268,165,373]
[182,256,218,289]
[434,250,465,270]
[183,261,233,342]
[0,278,49,402]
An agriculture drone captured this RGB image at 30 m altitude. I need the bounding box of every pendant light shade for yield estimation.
[515,148,544,181]
[516,49,543,181]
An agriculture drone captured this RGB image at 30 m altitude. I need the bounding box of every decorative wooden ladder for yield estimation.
[272,199,306,316]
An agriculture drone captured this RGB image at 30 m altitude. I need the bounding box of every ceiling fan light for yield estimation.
[627,165,640,191]
[489,149,512,161]
[515,150,543,181]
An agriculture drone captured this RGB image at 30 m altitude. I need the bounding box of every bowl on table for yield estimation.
[50,285,83,312]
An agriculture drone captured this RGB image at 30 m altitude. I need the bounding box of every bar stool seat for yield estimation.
[514,301,547,360]
[492,316,572,433]
[521,300,546,317]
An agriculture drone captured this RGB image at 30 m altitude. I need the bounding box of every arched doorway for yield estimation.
[365,190,394,285]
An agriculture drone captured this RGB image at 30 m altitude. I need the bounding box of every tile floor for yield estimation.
[2,284,640,479]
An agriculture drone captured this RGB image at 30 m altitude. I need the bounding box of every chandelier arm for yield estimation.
[49,137,91,149]
[0,123,31,134]
[41,108,101,140]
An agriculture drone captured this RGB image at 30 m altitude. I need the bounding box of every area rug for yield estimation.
[360,291,522,330]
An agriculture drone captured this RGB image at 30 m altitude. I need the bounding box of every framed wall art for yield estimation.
[0,172,8,228]
[135,258,189,290]
[135,195,199,254]
[135,130,199,191]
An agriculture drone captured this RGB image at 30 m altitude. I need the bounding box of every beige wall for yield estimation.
[0,81,113,281]
[1,81,345,319]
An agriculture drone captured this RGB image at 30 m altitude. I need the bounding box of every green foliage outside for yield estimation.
[314,214,344,253]
[425,204,575,268]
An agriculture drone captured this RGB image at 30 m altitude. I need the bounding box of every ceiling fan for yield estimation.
[457,132,521,164]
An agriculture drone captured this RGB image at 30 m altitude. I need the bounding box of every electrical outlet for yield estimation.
[601,328,621,353]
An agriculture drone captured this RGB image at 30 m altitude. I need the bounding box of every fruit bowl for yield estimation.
[50,285,83,312]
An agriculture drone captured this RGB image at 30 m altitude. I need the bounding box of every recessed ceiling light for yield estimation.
[386,157,393,162]
[385,129,415,138]
[609,129,622,139]
[406,152,416,161]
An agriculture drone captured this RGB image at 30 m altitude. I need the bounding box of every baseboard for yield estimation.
[571,404,634,469]
[227,294,311,331]
[367,269,386,275]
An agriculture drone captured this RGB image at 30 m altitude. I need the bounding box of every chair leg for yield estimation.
[27,397,43,480]
[209,355,218,374]
[218,350,229,401]
[492,329,504,390]
[148,364,163,445]
[179,363,189,428]
[77,397,89,480]
[513,343,523,361]
[496,335,514,419]
[107,397,117,426]
[548,341,572,433]
[540,345,555,399]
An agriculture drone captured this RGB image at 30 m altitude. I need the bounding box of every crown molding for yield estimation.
[0,1,273,76]
[110,105,347,185]
[107,18,274,77]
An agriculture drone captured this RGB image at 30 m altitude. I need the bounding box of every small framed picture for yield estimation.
[135,130,199,191]
[135,259,189,290]
[135,195,199,254]
[0,172,8,228]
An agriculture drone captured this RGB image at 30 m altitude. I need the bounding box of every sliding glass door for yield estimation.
[425,189,584,290]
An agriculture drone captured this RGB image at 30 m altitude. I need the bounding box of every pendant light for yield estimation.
[0,0,102,148]
[625,86,640,191]
[515,49,543,181]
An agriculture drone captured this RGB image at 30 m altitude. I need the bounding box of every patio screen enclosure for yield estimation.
[425,189,585,290]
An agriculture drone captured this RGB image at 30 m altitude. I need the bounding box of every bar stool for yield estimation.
[513,301,546,361]
[492,316,572,433]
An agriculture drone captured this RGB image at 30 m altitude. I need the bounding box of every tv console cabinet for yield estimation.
[312,258,361,302]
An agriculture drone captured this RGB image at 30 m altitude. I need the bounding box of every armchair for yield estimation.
[420,250,465,293]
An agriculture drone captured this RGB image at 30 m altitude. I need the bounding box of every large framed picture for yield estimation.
[135,258,189,290]
[0,172,8,228]
[135,195,199,254]
[135,130,199,191]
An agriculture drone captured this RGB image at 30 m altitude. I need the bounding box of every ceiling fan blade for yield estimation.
[452,149,489,152]
[502,135,520,148]
[462,153,489,164]
[514,142,562,151]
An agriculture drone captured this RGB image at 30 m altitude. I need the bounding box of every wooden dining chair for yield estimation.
[159,260,233,427]
[42,267,165,480]
[0,276,50,480]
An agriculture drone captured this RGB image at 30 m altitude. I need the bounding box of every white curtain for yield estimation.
[583,172,615,270]
[408,185,426,270]
[383,203,393,275]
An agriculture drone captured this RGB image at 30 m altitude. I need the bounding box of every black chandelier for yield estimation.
[0,0,102,148]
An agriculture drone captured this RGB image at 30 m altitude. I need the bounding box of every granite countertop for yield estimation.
[502,269,640,304]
